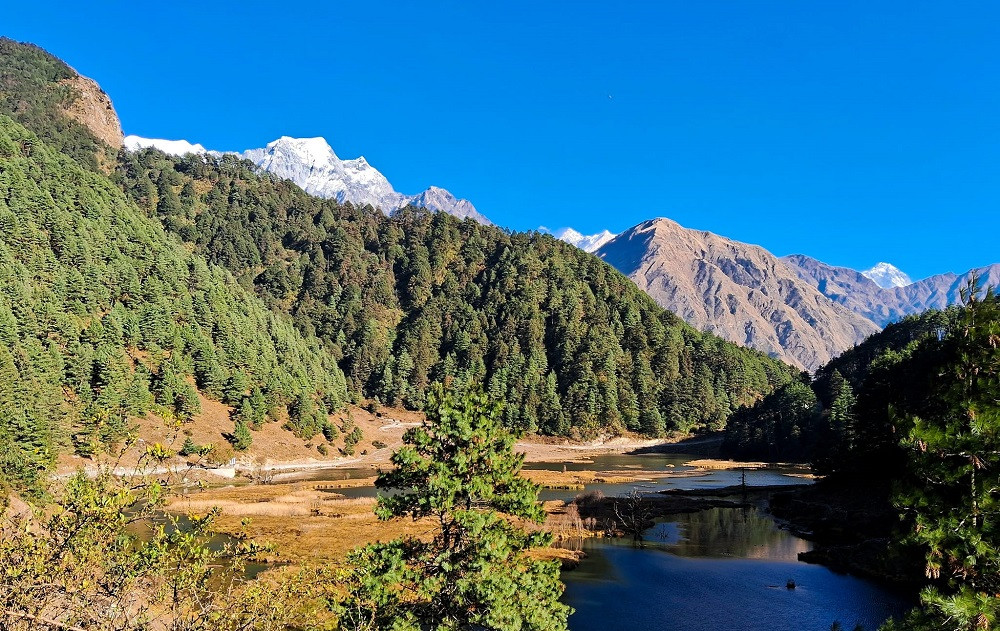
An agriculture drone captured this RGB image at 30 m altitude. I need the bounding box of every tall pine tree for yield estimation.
[887,275,1000,629]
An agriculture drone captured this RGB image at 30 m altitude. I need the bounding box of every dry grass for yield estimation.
[166,482,433,562]
[55,396,422,477]
[166,478,600,563]
[686,458,810,471]
[521,468,664,490]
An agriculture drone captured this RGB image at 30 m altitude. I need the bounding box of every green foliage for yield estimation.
[0,470,333,630]
[723,308,962,469]
[321,421,340,442]
[883,277,1000,628]
[179,437,211,457]
[721,379,820,461]
[116,148,796,438]
[0,115,346,487]
[340,387,571,630]
[228,418,253,452]
[342,426,363,456]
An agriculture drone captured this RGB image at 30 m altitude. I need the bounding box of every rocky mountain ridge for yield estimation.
[595,218,881,370]
[123,135,491,225]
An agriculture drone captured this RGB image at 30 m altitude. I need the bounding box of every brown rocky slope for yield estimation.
[596,218,880,371]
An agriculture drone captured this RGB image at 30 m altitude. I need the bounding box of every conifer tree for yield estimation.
[886,275,1000,629]
[228,418,253,452]
[340,387,571,630]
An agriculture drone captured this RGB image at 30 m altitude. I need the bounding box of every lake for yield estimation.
[560,506,912,631]
[289,449,913,629]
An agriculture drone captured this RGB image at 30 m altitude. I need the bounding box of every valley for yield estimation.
[2,20,998,631]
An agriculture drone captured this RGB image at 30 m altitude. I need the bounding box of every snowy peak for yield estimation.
[261,136,339,167]
[861,262,913,288]
[123,135,214,156]
[542,227,617,253]
[241,136,405,211]
[122,134,490,225]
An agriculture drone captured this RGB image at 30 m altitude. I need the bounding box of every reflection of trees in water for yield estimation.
[666,507,811,561]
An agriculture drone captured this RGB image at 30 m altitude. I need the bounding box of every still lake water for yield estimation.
[299,451,912,629]
[560,507,912,631]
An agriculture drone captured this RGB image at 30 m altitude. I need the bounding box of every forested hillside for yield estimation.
[0,116,347,492]
[726,280,1000,628]
[114,148,797,437]
[722,307,963,467]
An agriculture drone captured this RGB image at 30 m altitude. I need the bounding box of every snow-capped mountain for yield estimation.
[861,262,913,288]
[123,135,491,225]
[541,227,617,253]
[241,137,408,212]
[124,135,214,156]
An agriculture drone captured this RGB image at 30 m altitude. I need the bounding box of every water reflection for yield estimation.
[656,507,812,561]
[561,507,911,631]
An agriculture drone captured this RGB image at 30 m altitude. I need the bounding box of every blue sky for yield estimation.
[7,1,999,279]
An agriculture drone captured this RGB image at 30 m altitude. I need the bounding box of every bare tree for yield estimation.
[613,488,655,544]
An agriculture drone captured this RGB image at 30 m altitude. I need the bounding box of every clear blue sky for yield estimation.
[7,1,999,279]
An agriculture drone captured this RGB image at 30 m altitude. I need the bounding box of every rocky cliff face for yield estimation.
[596,219,880,370]
[59,73,123,148]
[0,39,123,170]
[781,254,900,326]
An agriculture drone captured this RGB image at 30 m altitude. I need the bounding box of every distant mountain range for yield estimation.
[782,254,1000,328]
[582,218,998,369]
[123,135,491,225]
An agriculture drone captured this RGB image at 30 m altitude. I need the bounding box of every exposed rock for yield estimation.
[59,73,123,148]
[597,218,880,370]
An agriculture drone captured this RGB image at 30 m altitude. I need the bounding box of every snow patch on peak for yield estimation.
[541,227,617,253]
[123,135,213,156]
[264,136,338,162]
[409,187,491,225]
[861,262,913,288]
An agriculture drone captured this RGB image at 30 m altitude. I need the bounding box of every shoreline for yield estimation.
[58,433,715,482]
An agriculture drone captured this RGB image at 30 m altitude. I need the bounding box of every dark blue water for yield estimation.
[561,508,912,631]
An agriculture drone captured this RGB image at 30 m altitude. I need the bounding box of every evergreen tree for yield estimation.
[228,418,253,452]
[886,277,1000,629]
[340,387,571,630]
